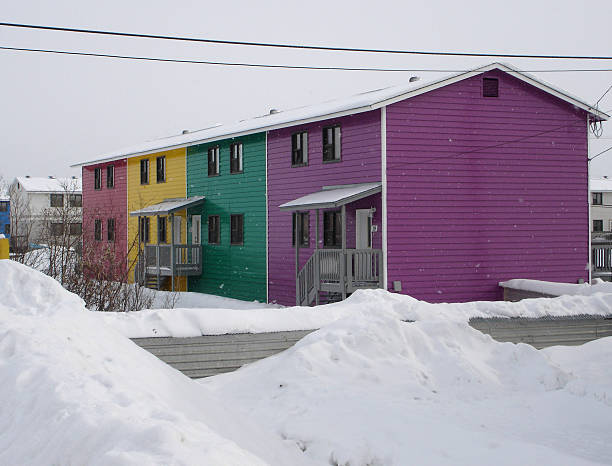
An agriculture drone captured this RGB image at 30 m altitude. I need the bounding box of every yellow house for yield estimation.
[127,148,201,291]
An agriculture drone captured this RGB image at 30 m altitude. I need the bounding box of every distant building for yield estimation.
[9,176,82,249]
[0,193,9,238]
[590,177,612,233]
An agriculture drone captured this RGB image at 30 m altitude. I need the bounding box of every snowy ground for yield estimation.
[1,260,611,465]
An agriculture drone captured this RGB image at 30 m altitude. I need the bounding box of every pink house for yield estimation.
[81,159,128,280]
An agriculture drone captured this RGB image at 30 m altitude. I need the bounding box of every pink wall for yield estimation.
[386,70,589,302]
[267,111,382,305]
[82,159,128,280]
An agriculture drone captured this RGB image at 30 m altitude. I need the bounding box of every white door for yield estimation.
[173,216,182,244]
[356,209,372,249]
[191,215,201,245]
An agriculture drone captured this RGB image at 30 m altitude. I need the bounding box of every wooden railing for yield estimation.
[592,242,612,278]
[141,244,202,277]
[296,249,383,306]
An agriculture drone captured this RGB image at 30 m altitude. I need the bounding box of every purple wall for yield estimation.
[267,111,382,305]
[386,70,589,302]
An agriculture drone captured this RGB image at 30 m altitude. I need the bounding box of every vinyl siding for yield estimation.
[386,70,589,302]
[127,148,187,290]
[267,111,382,305]
[186,133,267,302]
[82,160,128,276]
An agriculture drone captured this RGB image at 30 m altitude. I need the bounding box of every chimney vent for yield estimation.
[182,129,189,134]
[269,109,279,114]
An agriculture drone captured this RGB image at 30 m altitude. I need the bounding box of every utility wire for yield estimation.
[1,22,612,60]
[2,46,612,73]
[589,145,612,161]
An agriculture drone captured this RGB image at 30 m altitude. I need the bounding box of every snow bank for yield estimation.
[99,288,612,339]
[204,309,612,465]
[500,277,612,296]
[0,261,309,466]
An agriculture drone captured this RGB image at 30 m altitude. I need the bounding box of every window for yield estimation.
[0,202,7,212]
[69,194,82,207]
[322,126,341,162]
[50,194,64,207]
[593,192,603,205]
[156,156,166,183]
[94,219,102,241]
[69,223,82,236]
[157,217,167,243]
[208,215,220,244]
[291,132,308,166]
[140,159,149,184]
[292,212,309,247]
[3,224,8,236]
[139,217,150,243]
[483,78,499,97]
[230,143,243,174]
[107,165,115,188]
[208,146,220,176]
[94,168,101,190]
[230,214,244,245]
[106,218,115,242]
[51,223,64,236]
[593,219,604,232]
[323,211,342,248]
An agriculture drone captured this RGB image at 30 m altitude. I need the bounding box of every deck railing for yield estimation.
[142,244,202,277]
[297,248,383,306]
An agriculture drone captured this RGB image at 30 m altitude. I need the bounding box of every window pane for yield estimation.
[107,165,114,188]
[94,168,101,190]
[157,156,166,183]
[140,159,149,184]
[334,127,341,160]
[50,194,63,207]
[231,214,243,244]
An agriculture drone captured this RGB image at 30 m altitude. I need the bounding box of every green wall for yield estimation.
[187,133,267,302]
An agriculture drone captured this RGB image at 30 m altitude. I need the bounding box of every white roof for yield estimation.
[590,178,612,192]
[13,177,82,193]
[72,62,609,168]
[129,196,205,217]
[279,183,382,211]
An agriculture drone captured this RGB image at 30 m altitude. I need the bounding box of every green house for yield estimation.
[186,133,267,302]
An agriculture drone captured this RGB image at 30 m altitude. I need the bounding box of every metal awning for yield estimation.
[279,182,381,211]
[130,196,205,217]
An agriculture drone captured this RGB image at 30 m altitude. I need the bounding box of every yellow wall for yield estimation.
[127,148,187,290]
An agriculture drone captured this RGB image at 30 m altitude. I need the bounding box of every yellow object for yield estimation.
[127,148,188,290]
[0,238,9,259]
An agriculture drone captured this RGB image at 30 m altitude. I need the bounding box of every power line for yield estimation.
[589,145,612,161]
[2,46,612,73]
[1,22,612,60]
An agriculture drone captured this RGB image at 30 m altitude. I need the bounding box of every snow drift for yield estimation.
[0,261,309,466]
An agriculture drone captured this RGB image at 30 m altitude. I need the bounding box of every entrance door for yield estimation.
[355,209,372,249]
[191,215,201,245]
[173,216,182,244]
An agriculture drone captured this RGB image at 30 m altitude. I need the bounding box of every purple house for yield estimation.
[266,63,608,306]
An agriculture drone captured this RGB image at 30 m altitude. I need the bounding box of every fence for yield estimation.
[131,315,612,379]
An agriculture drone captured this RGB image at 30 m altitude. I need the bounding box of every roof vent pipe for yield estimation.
[48,175,55,179]
[409,76,420,83]
[269,109,279,114]
[25,175,30,178]
[182,129,189,134]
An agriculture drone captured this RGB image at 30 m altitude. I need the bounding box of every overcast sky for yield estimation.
[1,0,611,182]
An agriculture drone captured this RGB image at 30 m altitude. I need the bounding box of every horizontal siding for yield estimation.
[187,133,267,302]
[127,148,187,288]
[267,111,382,305]
[386,70,589,303]
[82,160,128,271]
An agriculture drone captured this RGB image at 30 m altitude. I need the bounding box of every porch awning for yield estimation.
[278,182,381,211]
[129,196,205,217]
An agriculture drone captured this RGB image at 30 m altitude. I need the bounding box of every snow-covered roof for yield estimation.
[72,62,609,168]
[129,196,205,217]
[279,183,382,211]
[590,177,612,192]
[13,177,82,193]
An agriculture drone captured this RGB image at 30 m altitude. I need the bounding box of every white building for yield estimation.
[9,176,82,247]
[590,177,612,233]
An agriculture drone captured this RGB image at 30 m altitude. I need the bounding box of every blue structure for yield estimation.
[0,198,9,238]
